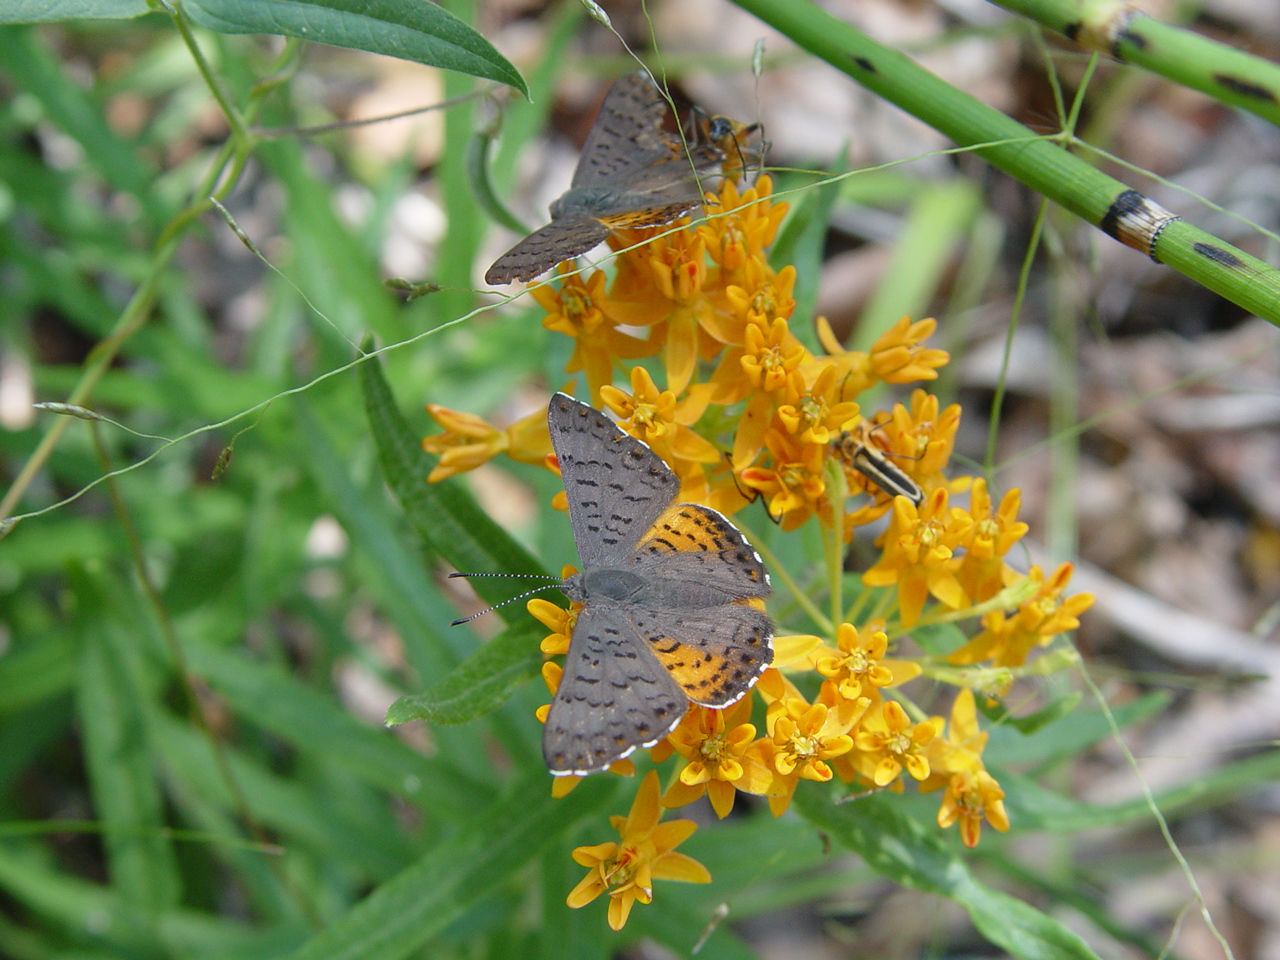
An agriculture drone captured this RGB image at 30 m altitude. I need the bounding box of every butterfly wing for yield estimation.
[484,217,612,285]
[622,502,774,704]
[543,601,687,775]
[547,394,680,569]
[634,503,771,599]
[628,604,773,707]
[571,71,680,188]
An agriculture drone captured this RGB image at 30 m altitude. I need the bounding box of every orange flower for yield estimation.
[534,266,657,404]
[756,680,868,815]
[948,563,1094,667]
[600,367,719,465]
[937,769,1010,848]
[812,623,922,701]
[815,316,949,402]
[954,479,1029,604]
[861,488,970,627]
[527,575,577,655]
[662,700,773,817]
[699,174,789,274]
[567,772,711,930]
[739,429,828,531]
[852,700,941,787]
[775,365,860,447]
[421,403,550,482]
[867,316,950,384]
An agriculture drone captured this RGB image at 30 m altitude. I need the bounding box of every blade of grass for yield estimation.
[280,772,619,960]
[73,574,182,919]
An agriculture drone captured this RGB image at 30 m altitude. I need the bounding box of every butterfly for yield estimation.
[485,71,731,285]
[543,394,774,775]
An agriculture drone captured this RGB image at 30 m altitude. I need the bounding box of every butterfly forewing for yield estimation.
[571,72,680,187]
[547,394,680,569]
[486,70,732,285]
[483,218,611,285]
[634,503,770,598]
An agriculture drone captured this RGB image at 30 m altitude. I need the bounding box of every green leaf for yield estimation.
[792,789,1101,960]
[387,622,544,726]
[68,567,183,921]
[280,773,619,960]
[999,747,1280,833]
[183,641,491,814]
[359,346,546,601]
[0,1,149,24]
[0,26,164,221]
[182,0,526,94]
[294,398,461,676]
[978,691,1082,735]
[770,158,845,354]
[154,716,410,879]
[854,178,981,350]
[984,691,1170,767]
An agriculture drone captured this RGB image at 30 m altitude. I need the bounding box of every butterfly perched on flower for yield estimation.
[486,72,742,285]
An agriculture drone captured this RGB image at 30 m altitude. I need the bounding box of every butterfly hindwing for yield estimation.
[543,602,687,775]
[628,604,773,707]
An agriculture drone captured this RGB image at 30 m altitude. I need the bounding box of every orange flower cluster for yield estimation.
[424,164,1094,930]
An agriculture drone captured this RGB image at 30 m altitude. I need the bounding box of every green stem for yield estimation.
[166,0,252,145]
[729,0,1280,325]
[747,529,831,634]
[985,201,1046,474]
[0,34,288,524]
[993,0,1280,130]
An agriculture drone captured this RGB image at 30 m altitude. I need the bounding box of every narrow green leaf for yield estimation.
[153,716,410,879]
[183,0,526,94]
[0,845,304,958]
[281,773,618,960]
[293,399,461,672]
[984,691,1170,766]
[0,0,148,22]
[0,630,77,717]
[74,589,181,917]
[978,691,1082,735]
[387,622,544,726]
[792,790,1101,960]
[854,178,981,350]
[770,159,845,354]
[1000,747,1280,833]
[183,641,491,814]
[359,347,545,598]
[467,127,532,234]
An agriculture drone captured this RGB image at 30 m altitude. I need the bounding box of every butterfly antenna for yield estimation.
[446,572,565,626]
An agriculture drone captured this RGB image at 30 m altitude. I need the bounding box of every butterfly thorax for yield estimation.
[562,568,646,605]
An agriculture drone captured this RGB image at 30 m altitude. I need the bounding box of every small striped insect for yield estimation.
[834,428,924,507]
